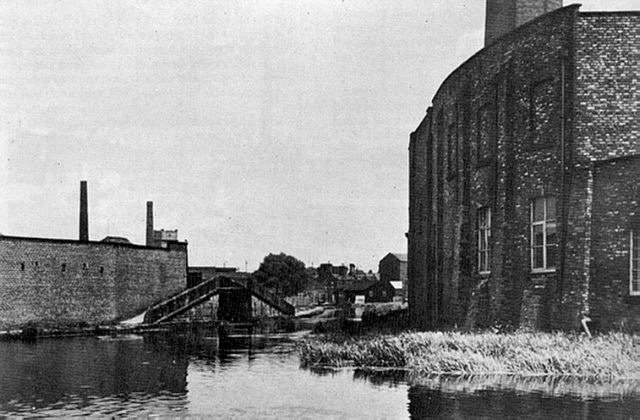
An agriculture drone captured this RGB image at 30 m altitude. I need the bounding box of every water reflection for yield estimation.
[0,331,360,417]
[408,374,640,400]
[407,384,640,418]
[0,335,190,416]
[351,370,640,418]
[353,369,407,387]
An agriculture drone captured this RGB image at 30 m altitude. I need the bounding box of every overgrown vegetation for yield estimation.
[297,331,640,380]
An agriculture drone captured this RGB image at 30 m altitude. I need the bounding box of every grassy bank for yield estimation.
[297,331,640,380]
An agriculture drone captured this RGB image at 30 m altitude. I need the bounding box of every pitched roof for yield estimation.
[338,280,374,292]
[390,281,403,290]
[383,253,407,262]
[339,280,393,293]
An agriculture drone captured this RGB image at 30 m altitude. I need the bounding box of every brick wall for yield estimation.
[408,6,639,331]
[408,111,434,329]
[0,236,187,329]
[409,6,582,330]
[574,12,640,162]
[591,156,640,332]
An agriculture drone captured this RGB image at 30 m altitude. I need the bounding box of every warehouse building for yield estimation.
[408,2,639,331]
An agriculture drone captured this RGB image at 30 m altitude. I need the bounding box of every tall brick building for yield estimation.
[408,2,639,331]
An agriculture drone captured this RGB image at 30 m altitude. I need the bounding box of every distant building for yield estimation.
[146,201,180,248]
[379,253,407,301]
[390,282,404,302]
[289,262,377,307]
[337,280,395,305]
[318,263,349,278]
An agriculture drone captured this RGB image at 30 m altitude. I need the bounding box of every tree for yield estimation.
[253,253,308,297]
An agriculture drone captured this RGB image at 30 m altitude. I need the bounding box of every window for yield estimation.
[631,231,640,295]
[531,197,557,271]
[529,79,555,148]
[61,263,66,272]
[477,104,495,166]
[477,207,491,274]
[20,262,25,271]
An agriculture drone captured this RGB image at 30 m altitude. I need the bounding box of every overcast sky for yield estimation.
[0,1,636,271]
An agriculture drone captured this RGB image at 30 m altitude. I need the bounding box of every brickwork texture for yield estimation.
[408,5,639,332]
[0,236,187,329]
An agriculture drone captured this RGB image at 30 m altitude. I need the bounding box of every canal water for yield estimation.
[0,331,639,418]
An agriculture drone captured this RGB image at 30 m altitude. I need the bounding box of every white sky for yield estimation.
[0,0,636,271]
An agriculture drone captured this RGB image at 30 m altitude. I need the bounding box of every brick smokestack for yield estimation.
[79,180,88,242]
[146,201,154,247]
[485,0,562,46]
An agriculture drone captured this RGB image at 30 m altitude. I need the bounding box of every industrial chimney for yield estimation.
[146,201,154,247]
[484,0,562,46]
[79,181,89,242]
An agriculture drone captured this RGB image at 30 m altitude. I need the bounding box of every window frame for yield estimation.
[631,230,640,296]
[528,77,556,150]
[477,206,491,275]
[476,103,495,168]
[530,196,558,273]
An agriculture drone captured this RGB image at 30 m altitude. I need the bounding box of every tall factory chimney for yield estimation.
[79,180,89,242]
[146,201,154,247]
[484,0,562,46]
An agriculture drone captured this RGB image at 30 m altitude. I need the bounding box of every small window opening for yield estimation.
[61,263,66,272]
[20,262,25,271]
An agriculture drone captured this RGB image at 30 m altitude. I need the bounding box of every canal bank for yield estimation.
[0,316,302,341]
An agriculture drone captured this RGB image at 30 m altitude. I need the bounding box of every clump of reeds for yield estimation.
[297,331,640,380]
[297,335,406,368]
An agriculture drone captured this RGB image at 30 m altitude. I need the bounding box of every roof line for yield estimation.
[0,235,186,251]
[431,4,581,106]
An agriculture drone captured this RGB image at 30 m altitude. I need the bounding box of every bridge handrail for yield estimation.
[143,275,295,324]
[229,278,294,315]
[144,277,222,323]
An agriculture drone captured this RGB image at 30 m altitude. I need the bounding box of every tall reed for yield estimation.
[297,331,640,380]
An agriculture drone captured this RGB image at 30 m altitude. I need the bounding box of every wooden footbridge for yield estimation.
[143,276,294,325]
